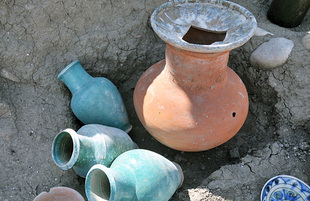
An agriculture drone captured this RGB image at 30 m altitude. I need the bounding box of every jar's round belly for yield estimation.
[134,60,248,152]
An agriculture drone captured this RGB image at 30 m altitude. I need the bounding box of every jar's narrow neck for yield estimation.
[58,61,93,94]
[164,44,229,91]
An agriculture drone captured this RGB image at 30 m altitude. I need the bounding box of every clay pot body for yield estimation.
[134,44,248,151]
[267,0,310,28]
[85,149,183,201]
[58,60,131,132]
[133,0,256,152]
[33,187,84,201]
[52,124,138,178]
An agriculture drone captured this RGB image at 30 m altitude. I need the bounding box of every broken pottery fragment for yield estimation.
[58,60,132,133]
[254,27,274,37]
[52,124,137,178]
[85,149,183,201]
[134,0,257,151]
[33,187,84,201]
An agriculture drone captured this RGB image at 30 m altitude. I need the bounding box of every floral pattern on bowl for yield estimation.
[261,175,310,201]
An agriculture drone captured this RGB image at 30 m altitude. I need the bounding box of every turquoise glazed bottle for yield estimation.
[85,149,184,201]
[58,60,132,133]
[52,124,138,178]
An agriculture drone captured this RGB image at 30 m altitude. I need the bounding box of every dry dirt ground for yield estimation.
[0,0,309,200]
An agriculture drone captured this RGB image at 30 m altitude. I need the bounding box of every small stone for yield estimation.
[271,142,281,155]
[254,27,274,37]
[250,37,294,69]
[302,34,310,50]
[0,102,12,118]
[229,147,240,159]
[0,68,20,82]
[299,142,310,151]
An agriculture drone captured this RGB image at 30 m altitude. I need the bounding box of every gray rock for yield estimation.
[0,101,12,118]
[302,34,310,50]
[250,37,294,69]
[229,147,240,159]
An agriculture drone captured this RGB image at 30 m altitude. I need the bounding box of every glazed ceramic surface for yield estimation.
[58,60,132,132]
[85,149,183,201]
[261,175,310,201]
[134,0,256,151]
[52,124,138,178]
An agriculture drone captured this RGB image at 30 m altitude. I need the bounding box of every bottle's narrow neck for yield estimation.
[52,129,80,170]
[58,61,93,94]
[86,165,137,200]
[164,44,229,91]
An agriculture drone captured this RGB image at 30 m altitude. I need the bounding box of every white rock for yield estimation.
[250,37,294,69]
[0,68,20,82]
[302,34,310,50]
[254,27,274,37]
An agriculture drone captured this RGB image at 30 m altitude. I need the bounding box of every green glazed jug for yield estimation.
[58,60,132,133]
[85,149,183,201]
[52,124,138,178]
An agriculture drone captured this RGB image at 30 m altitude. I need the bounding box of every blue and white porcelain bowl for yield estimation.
[261,175,310,201]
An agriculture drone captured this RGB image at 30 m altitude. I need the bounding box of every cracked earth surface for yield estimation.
[0,0,309,200]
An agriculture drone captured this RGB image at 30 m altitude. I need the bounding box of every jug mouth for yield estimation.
[85,164,116,201]
[57,60,81,80]
[172,162,184,189]
[151,0,257,53]
[52,128,80,170]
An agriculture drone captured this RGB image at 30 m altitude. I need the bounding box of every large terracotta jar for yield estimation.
[134,0,257,151]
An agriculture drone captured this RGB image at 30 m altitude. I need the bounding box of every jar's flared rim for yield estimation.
[151,0,257,53]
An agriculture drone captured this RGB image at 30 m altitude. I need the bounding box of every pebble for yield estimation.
[299,142,310,151]
[284,143,290,148]
[229,147,240,159]
[250,37,294,69]
[302,34,310,50]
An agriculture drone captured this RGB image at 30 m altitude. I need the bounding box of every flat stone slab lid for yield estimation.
[151,0,257,53]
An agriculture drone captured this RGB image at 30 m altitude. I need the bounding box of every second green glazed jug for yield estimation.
[58,60,132,132]
[52,124,138,178]
[85,149,183,201]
